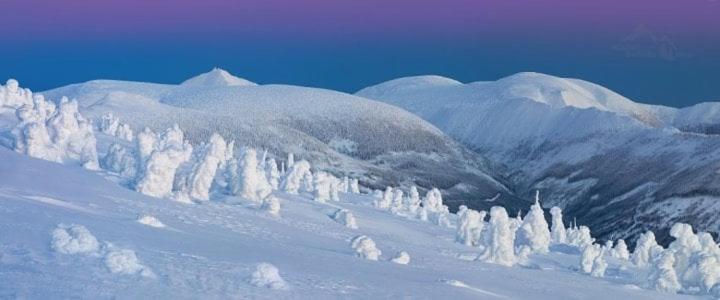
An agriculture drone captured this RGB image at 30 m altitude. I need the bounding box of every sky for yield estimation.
[1,0,719,107]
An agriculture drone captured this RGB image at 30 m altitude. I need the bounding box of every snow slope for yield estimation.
[41,70,519,206]
[0,148,698,299]
[357,72,720,245]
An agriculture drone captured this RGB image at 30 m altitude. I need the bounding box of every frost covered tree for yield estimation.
[567,225,594,248]
[668,223,702,282]
[516,192,551,254]
[332,208,358,229]
[102,143,137,178]
[98,113,133,141]
[549,206,567,244]
[591,248,608,278]
[581,244,602,274]
[693,233,720,292]
[281,160,311,194]
[479,206,516,266]
[236,148,272,202]
[12,96,99,170]
[265,159,280,190]
[613,239,631,261]
[648,250,682,294]
[187,133,228,201]
[135,125,193,199]
[456,208,485,247]
[351,235,381,261]
[350,178,360,194]
[422,188,446,213]
[0,79,33,108]
[632,231,663,268]
[374,187,393,210]
[313,171,331,203]
[390,189,404,214]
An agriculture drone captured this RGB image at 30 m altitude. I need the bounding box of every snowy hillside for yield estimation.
[357,72,720,245]
[40,71,518,205]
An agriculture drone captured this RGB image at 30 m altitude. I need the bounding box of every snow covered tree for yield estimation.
[648,250,682,294]
[567,225,594,248]
[549,206,567,244]
[581,244,602,274]
[0,79,33,108]
[329,176,340,201]
[404,186,422,216]
[281,160,311,194]
[261,196,281,217]
[313,171,331,203]
[102,143,137,178]
[668,223,702,282]
[98,113,133,141]
[516,192,551,254]
[236,148,272,202]
[479,206,516,266]
[350,178,360,194]
[188,133,228,201]
[456,208,485,247]
[340,176,350,193]
[390,189,404,214]
[613,239,630,261]
[13,96,99,170]
[591,248,608,278]
[265,158,280,190]
[374,187,393,210]
[332,208,358,229]
[351,235,381,261]
[632,230,663,268]
[422,188,446,213]
[135,125,193,199]
[287,152,295,168]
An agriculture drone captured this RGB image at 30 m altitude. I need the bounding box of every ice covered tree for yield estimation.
[351,235,381,261]
[13,96,99,170]
[668,223,702,281]
[613,239,630,261]
[648,250,682,293]
[98,113,133,141]
[581,244,602,274]
[591,248,608,278]
[187,133,228,201]
[422,188,446,213]
[313,171,331,203]
[264,158,280,190]
[567,225,594,248]
[374,187,393,210]
[549,206,567,244]
[135,125,193,199]
[0,79,33,108]
[694,233,720,293]
[332,208,358,229]
[102,143,137,179]
[456,208,485,247]
[281,160,311,194]
[390,189,404,214]
[479,206,516,266]
[350,178,360,194]
[404,186,422,216]
[632,231,663,268]
[516,192,551,254]
[236,148,272,202]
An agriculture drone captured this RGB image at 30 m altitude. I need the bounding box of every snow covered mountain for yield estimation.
[40,70,520,208]
[357,72,720,245]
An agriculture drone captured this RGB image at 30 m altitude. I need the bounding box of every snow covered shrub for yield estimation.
[51,224,100,255]
[187,133,228,201]
[313,171,331,203]
[102,143,138,178]
[332,208,358,229]
[479,206,516,266]
[135,125,193,199]
[613,239,630,260]
[351,235,381,261]
[632,231,663,268]
[0,79,33,108]
[391,251,411,265]
[104,248,154,278]
[266,158,280,190]
[262,196,281,217]
[549,206,566,244]
[98,113,133,141]
[647,250,682,293]
[235,148,272,202]
[516,193,551,254]
[456,208,485,247]
[281,160,311,194]
[136,214,165,228]
[249,263,288,290]
[13,96,99,169]
[350,178,360,194]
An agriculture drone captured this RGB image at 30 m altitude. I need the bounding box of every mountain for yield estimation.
[41,70,522,209]
[180,67,258,87]
[357,72,720,245]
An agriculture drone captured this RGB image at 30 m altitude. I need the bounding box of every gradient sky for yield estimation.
[1,0,719,107]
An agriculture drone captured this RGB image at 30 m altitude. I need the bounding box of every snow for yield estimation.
[390,251,411,265]
[136,214,165,228]
[180,68,257,87]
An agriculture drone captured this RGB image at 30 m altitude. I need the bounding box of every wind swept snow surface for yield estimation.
[0,148,697,299]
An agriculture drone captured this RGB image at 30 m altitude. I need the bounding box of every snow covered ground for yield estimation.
[0,148,701,299]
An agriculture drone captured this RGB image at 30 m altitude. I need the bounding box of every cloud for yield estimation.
[612,24,692,61]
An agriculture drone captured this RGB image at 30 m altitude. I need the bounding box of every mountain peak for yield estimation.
[180,68,257,87]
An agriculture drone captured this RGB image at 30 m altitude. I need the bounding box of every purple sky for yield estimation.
[1,0,719,106]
